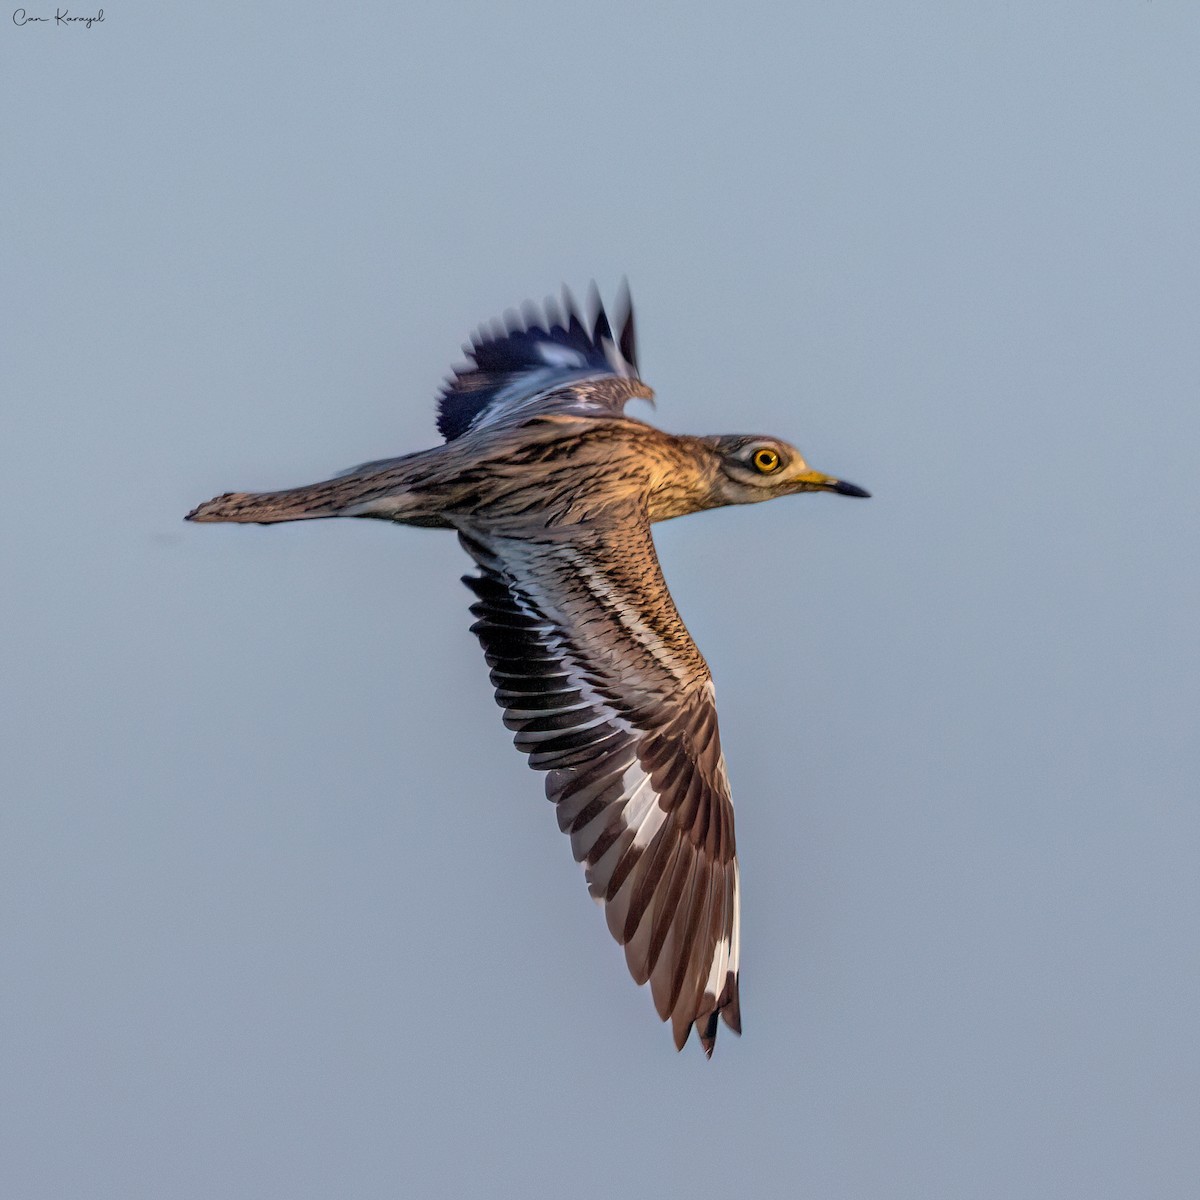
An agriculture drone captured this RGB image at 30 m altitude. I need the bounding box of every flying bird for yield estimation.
[187,284,869,1055]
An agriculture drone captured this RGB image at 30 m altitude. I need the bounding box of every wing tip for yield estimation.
[682,975,742,1057]
[719,974,742,1035]
[667,971,742,1057]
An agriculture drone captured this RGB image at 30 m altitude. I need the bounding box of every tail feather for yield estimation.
[185,455,447,526]
[187,444,452,526]
[185,484,347,524]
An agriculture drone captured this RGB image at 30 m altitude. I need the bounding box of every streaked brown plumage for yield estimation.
[187,284,868,1055]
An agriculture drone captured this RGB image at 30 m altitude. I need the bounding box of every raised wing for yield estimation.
[437,284,652,442]
[456,509,741,1055]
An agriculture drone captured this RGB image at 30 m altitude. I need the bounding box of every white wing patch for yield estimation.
[536,343,588,369]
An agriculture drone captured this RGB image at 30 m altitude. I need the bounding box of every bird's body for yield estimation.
[188,286,868,1055]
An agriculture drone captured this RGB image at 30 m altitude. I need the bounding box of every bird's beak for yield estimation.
[793,468,871,498]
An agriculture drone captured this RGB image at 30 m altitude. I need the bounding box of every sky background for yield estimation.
[3,3,1198,1197]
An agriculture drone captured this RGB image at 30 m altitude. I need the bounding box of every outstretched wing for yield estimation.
[437,284,652,442]
[456,508,741,1055]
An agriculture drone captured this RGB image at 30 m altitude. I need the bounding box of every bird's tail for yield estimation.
[184,449,438,525]
[185,438,477,528]
[185,481,351,524]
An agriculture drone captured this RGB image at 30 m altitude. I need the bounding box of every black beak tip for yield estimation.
[833,480,871,498]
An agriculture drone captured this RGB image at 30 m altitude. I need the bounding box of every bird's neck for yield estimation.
[645,435,724,523]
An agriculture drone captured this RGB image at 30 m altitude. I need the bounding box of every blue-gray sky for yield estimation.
[3,3,1198,1197]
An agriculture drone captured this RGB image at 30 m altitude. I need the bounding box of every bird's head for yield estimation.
[701,435,871,505]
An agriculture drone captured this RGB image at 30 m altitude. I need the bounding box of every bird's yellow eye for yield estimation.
[752,448,781,474]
